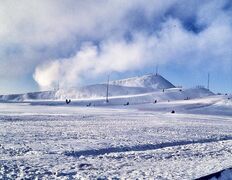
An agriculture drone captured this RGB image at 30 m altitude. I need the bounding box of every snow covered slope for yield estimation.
[0,85,153,102]
[0,91,56,102]
[30,87,214,107]
[55,84,153,99]
[0,74,213,102]
[111,74,175,89]
[56,74,176,99]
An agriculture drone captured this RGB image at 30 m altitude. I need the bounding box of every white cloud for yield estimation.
[0,0,231,90]
[0,0,178,79]
[0,0,178,45]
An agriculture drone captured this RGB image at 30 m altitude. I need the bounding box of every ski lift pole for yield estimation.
[207,73,210,90]
[106,75,110,103]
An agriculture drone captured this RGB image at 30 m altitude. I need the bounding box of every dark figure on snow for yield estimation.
[66,99,71,104]
[86,103,91,107]
[124,102,129,106]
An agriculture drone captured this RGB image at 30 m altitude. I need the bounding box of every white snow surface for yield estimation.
[55,84,153,99]
[0,94,232,179]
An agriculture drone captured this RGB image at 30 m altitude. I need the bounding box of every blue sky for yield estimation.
[0,0,232,94]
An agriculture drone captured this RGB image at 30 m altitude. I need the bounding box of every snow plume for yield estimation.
[33,61,60,90]
[34,14,232,89]
[33,35,156,90]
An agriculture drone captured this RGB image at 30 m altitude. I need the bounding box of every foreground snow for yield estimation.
[0,99,232,179]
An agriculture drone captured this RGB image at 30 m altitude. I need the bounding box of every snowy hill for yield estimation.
[110,74,175,89]
[58,73,176,99]
[0,91,56,102]
[0,74,214,103]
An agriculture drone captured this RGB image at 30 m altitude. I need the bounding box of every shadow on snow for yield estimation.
[64,135,232,158]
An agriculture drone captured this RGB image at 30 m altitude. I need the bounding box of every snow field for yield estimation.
[0,103,232,179]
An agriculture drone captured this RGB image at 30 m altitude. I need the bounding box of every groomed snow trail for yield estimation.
[0,103,232,179]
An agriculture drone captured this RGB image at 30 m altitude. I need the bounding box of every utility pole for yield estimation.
[207,73,210,90]
[106,75,110,103]
[155,65,159,76]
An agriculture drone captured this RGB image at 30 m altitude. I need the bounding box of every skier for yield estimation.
[66,99,71,104]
